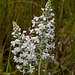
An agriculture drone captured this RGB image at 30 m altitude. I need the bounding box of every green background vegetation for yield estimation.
[0,0,75,75]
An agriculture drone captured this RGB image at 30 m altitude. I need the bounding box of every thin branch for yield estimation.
[14,1,41,7]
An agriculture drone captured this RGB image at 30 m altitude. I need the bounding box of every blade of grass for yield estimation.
[0,45,5,75]
[5,46,11,75]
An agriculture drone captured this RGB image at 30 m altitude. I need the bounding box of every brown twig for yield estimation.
[14,1,41,7]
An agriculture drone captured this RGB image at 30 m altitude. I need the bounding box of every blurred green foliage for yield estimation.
[0,0,75,75]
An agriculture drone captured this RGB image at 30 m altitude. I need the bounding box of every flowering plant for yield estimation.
[11,0,55,75]
[11,22,37,74]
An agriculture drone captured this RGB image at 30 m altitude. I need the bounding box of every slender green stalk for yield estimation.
[59,0,64,22]
[0,45,5,75]
[6,46,11,75]
[38,57,42,75]
[30,73,33,75]
[38,33,43,75]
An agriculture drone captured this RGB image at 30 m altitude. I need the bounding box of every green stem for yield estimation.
[29,73,33,75]
[38,57,42,75]
[38,33,43,75]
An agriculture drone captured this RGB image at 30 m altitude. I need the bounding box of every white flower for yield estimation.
[43,69,45,72]
[13,21,21,32]
[50,18,55,23]
[16,65,22,70]
[20,52,28,57]
[45,8,47,11]
[50,34,55,39]
[18,32,21,35]
[45,33,50,38]
[11,32,15,35]
[25,36,31,43]
[12,47,21,55]
[13,56,18,63]
[13,35,16,38]
[41,8,44,11]
[51,42,55,49]
[34,16,39,21]
[12,50,16,55]
[42,52,49,59]
[35,28,41,35]
[38,24,45,30]
[31,36,39,43]
[51,13,54,16]
[49,8,53,11]
[21,34,25,40]
[32,20,36,27]
[27,43,35,51]
[43,17,46,21]
[15,39,20,45]
[11,41,15,47]
[48,72,51,75]
[30,29,34,33]
[26,54,33,60]
[23,31,26,33]
[21,43,27,49]
[46,22,54,28]
[19,28,21,31]
[46,44,52,49]
[18,57,23,63]
[28,64,35,73]
[39,14,44,18]
[23,60,28,66]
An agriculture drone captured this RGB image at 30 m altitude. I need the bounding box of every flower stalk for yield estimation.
[38,56,42,75]
[11,0,55,74]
